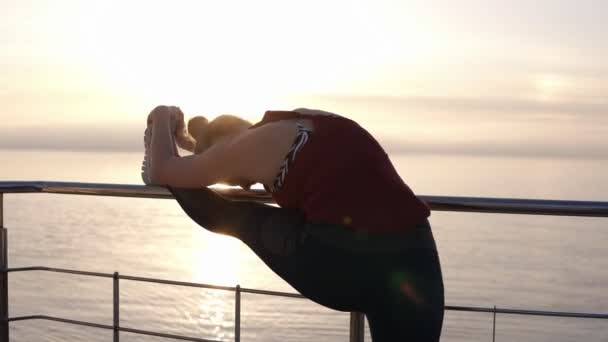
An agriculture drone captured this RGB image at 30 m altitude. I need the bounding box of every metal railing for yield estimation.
[1,180,607,342]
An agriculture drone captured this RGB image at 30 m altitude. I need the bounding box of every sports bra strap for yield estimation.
[267,122,312,193]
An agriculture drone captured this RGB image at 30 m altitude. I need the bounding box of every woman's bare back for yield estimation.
[225,118,315,187]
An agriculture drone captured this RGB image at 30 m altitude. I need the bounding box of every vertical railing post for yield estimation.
[235,285,241,342]
[492,305,497,342]
[113,272,120,342]
[349,312,364,342]
[0,194,9,342]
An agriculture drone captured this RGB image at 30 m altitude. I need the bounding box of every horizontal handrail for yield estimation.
[4,266,607,320]
[1,181,608,217]
[0,181,266,201]
[8,315,218,342]
[6,266,304,299]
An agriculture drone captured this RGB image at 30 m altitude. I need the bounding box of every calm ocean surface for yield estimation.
[0,149,607,342]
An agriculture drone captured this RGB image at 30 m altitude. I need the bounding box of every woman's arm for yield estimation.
[147,106,283,188]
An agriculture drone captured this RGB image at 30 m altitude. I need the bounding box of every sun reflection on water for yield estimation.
[197,289,235,341]
[185,232,243,340]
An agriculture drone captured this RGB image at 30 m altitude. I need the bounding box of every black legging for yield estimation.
[169,187,444,342]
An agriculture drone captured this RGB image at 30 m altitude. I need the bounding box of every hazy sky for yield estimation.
[1,0,606,155]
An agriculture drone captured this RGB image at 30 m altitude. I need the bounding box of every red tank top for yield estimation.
[252,110,430,233]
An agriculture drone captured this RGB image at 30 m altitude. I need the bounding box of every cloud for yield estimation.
[380,138,608,160]
[317,94,608,117]
[0,124,142,152]
[1,94,607,159]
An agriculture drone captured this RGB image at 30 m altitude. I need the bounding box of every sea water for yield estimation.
[1,149,607,342]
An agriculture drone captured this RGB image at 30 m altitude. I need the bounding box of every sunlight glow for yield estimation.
[191,233,242,286]
[533,74,568,102]
[64,0,432,117]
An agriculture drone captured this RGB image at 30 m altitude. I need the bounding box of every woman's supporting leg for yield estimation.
[365,245,444,342]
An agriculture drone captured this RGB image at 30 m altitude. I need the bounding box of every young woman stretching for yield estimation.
[143,105,444,341]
